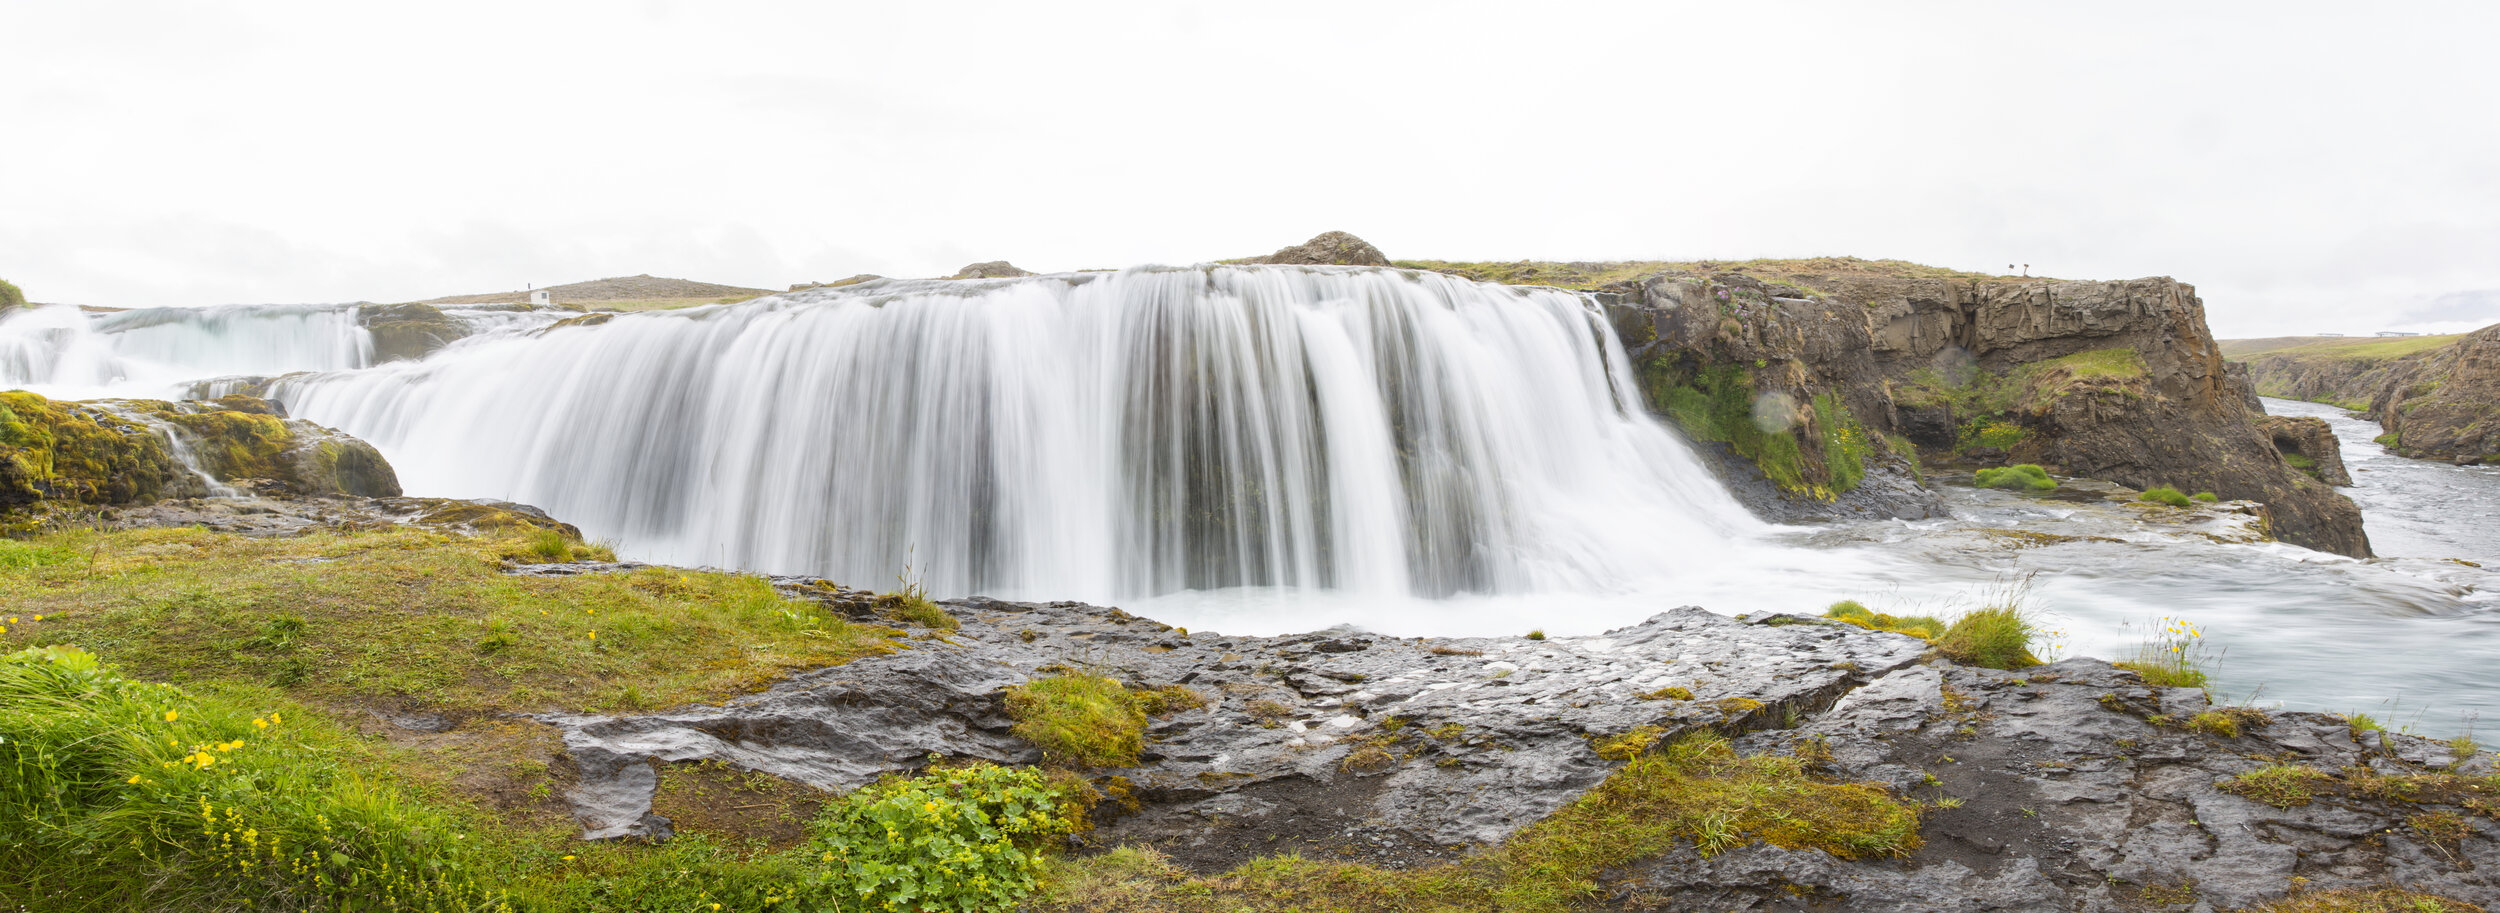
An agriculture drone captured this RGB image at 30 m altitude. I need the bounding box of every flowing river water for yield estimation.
[2,272,2494,735]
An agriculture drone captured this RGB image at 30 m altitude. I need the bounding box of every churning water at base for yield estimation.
[274,267,1762,600]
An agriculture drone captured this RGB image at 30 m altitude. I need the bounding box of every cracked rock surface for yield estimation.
[539,596,2499,910]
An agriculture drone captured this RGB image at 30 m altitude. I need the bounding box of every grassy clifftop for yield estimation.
[1394,256,2030,293]
[2220,334,2466,361]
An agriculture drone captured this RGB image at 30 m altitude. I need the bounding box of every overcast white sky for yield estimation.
[4,1,2495,337]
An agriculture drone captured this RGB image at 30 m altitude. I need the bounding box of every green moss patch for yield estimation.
[1642,363,1869,498]
[1007,671,1153,768]
[2140,486,2194,508]
[1975,464,2057,491]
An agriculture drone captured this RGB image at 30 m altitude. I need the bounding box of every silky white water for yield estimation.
[0,303,373,399]
[272,267,1764,600]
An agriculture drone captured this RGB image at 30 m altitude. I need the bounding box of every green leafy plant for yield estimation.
[805,763,1082,913]
[1974,464,2056,492]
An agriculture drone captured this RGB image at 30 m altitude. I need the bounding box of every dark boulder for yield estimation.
[359,303,469,363]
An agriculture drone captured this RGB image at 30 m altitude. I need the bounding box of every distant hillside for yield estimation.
[2218,334,2465,361]
[419,275,772,310]
[2226,325,2500,465]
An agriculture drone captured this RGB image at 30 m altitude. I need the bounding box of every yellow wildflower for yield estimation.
[164,710,179,723]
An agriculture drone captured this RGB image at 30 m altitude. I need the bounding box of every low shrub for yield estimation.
[2139,486,2193,507]
[1974,464,2056,492]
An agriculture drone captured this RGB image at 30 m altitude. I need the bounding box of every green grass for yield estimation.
[2219,764,2326,808]
[2037,347,2147,381]
[2139,486,2194,508]
[0,525,893,716]
[0,645,508,912]
[1932,607,2043,671]
[2193,491,2219,503]
[1030,733,1920,913]
[2,610,1090,912]
[2220,334,2466,361]
[1974,464,2056,491]
[1826,600,2040,671]
[2231,886,2489,913]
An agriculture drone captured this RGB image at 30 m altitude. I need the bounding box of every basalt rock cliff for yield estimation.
[2235,324,2500,466]
[1587,268,2370,556]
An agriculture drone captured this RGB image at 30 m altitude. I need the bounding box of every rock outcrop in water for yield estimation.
[1590,268,2372,556]
[535,587,2500,910]
[357,302,469,363]
[2233,324,2500,466]
[2253,414,2354,486]
[0,390,399,516]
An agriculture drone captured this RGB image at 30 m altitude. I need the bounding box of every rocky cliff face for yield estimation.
[1597,271,2370,556]
[2236,326,2500,465]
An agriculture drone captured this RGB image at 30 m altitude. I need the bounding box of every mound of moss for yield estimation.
[1974,464,2056,491]
[0,277,25,310]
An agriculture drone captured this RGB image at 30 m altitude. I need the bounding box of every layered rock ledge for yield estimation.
[536,586,2499,911]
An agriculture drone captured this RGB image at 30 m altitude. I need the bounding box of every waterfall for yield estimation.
[0,303,374,398]
[268,266,1762,600]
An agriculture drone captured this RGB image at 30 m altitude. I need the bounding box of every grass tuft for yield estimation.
[2220,764,2327,808]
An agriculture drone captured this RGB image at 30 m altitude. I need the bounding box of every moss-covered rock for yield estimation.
[0,392,399,515]
[359,303,469,363]
[0,277,25,311]
[0,391,191,508]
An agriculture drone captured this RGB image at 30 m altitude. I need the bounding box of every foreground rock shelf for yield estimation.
[542,584,2500,911]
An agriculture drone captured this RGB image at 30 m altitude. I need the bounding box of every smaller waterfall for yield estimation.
[0,303,375,398]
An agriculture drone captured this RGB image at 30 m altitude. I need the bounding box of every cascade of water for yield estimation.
[273,266,1763,600]
[0,303,375,398]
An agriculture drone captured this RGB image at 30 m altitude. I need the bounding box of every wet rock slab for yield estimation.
[540,599,1926,864]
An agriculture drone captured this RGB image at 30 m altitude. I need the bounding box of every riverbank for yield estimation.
[4,504,2496,911]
